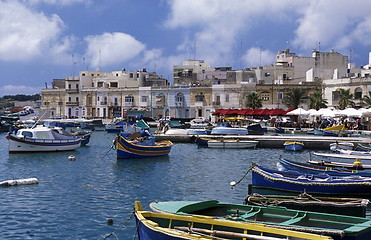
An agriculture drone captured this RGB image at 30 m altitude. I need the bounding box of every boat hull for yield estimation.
[6,133,81,153]
[116,135,172,159]
[210,127,248,135]
[278,157,371,177]
[284,141,303,151]
[149,200,371,240]
[252,165,371,196]
[207,140,258,149]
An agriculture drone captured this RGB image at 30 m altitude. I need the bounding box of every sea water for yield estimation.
[0,131,339,239]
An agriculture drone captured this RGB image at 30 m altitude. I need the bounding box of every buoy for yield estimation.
[230,181,236,187]
[353,158,363,168]
[68,155,76,161]
[0,178,39,187]
[107,219,114,225]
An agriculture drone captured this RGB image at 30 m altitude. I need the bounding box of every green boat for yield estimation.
[150,200,371,240]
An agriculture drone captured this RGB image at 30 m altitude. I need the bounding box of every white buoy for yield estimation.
[0,178,39,186]
[230,181,236,187]
[68,155,76,161]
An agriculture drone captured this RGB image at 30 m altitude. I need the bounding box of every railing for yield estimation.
[66,101,79,106]
[66,89,79,93]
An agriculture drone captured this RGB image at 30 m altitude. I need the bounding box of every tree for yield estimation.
[338,88,355,109]
[360,91,371,107]
[246,92,262,109]
[283,88,306,109]
[308,90,328,110]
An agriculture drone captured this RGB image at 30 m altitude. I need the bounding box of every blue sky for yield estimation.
[1,0,371,96]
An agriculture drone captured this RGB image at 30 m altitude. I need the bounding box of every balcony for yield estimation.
[124,102,133,107]
[66,89,79,93]
[66,101,79,106]
[175,102,183,108]
[100,101,107,105]
[213,101,221,106]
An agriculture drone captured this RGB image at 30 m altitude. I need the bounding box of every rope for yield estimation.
[231,163,255,189]
[99,212,135,240]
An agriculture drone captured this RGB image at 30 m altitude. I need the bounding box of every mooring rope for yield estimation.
[230,163,255,189]
[99,212,135,240]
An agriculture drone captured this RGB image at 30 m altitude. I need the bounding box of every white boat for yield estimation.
[207,139,258,149]
[6,126,81,153]
[329,142,354,151]
[164,128,187,135]
[313,151,371,162]
[210,122,248,135]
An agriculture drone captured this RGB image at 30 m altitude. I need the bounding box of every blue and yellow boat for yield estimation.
[284,141,304,151]
[116,134,172,159]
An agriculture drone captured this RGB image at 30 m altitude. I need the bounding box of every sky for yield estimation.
[1,0,371,96]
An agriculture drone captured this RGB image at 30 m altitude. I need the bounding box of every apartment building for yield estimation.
[42,49,358,120]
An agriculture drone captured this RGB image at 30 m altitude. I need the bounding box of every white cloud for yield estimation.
[84,32,146,68]
[24,0,90,6]
[0,1,68,62]
[164,0,303,67]
[242,47,275,67]
[292,0,371,51]
[0,85,42,97]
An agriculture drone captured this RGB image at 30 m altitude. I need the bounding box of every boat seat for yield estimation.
[281,212,307,225]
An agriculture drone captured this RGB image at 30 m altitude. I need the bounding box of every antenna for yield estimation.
[259,47,262,66]
[99,49,102,70]
[193,42,197,60]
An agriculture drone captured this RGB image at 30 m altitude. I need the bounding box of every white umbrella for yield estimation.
[316,108,335,118]
[286,107,309,116]
[360,108,371,117]
[340,108,362,118]
[308,109,320,116]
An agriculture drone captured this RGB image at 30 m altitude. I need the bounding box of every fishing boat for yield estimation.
[277,157,371,177]
[149,200,371,239]
[134,201,331,240]
[330,142,354,152]
[6,125,82,153]
[283,141,304,151]
[355,143,371,152]
[322,124,348,137]
[115,133,172,159]
[247,123,267,135]
[244,192,369,217]
[207,139,258,149]
[308,159,371,170]
[52,127,91,146]
[251,165,371,196]
[210,122,248,135]
[313,151,371,162]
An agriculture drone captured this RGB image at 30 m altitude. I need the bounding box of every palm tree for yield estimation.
[308,90,328,110]
[361,91,371,107]
[338,88,355,109]
[283,88,306,109]
[246,92,262,109]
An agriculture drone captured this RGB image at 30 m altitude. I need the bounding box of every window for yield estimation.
[141,96,147,102]
[195,93,204,102]
[68,97,71,102]
[114,97,118,106]
[332,91,339,101]
[97,82,103,87]
[225,94,229,102]
[355,88,362,99]
[110,82,118,88]
[277,92,283,100]
[130,73,134,78]
[68,84,71,89]
[76,97,79,102]
[125,96,134,103]
[76,84,79,89]
[176,94,183,102]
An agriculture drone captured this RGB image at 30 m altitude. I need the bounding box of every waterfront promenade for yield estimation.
[154,132,371,149]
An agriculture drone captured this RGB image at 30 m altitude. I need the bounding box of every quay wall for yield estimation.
[153,134,371,150]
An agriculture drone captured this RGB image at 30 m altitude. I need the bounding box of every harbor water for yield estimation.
[0,131,354,239]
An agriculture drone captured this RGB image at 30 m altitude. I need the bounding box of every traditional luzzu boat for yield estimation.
[283,141,304,151]
[277,157,371,177]
[244,192,369,217]
[134,201,331,240]
[6,125,82,153]
[251,165,371,196]
[322,124,348,137]
[115,133,172,159]
[149,200,371,240]
[207,139,258,149]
